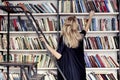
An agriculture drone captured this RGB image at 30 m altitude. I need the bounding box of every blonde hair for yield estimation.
[61,16,82,48]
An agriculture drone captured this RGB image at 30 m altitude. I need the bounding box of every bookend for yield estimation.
[0,4,66,80]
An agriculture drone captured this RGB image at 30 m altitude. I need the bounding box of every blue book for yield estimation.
[92,18,96,31]
[17,16,27,31]
[95,36,103,49]
[94,55,101,67]
[111,18,116,30]
[79,0,84,12]
[104,0,110,12]
[84,53,92,67]
[41,3,52,13]
[21,20,28,31]
[84,53,89,67]
[75,0,81,12]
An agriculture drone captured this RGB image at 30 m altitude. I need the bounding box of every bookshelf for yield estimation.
[0,0,119,80]
[0,0,59,80]
[59,0,120,80]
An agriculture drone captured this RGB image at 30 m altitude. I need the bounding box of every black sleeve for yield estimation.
[80,30,86,36]
[56,36,65,55]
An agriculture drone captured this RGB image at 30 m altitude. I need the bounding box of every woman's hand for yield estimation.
[39,35,47,45]
[85,10,95,32]
[89,10,95,18]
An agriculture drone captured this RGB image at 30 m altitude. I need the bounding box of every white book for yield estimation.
[105,74,111,80]
[88,73,97,80]
[108,56,116,67]
[12,37,18,50]
[110,36,116,49]
[41,54,47,68]
[44,18,50,31]
[46,3,56,13]
[72,1,76,13]
[52,35,58,49]
[9,73,14,80]
[107,0,114,12]
[107,36,114,49]
[44,75,50,80]
[29,38,35,50]
[42,3,52,13]
[36,19,43,31]
[107,56,115,67]
[59,1,61,13]
[37,54,42,68]
[49,74,56,80]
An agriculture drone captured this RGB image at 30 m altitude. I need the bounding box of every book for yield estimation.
[96,54,105,67]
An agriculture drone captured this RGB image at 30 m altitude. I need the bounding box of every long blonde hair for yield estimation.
[61,16,82,48]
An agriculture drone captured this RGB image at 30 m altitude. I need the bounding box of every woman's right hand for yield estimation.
[39,35,47,44]
[89,10,95,18]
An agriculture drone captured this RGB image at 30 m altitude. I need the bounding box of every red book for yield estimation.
[47,18,53,31]
[94,0,102,12]
[96,54,105,67]
[100,0,108,12]
[13,19,19,31]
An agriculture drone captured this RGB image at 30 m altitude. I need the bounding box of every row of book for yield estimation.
[0,72,57,80]
[1,52,119,68]
[1,0,119,13]
[0,53,55,68]
[84,36,119,49]
[0,35,119,50]
[0,16,118,31]
[59,0,118,13]
[2,1,57,13]
[0,71,117,80]
[87,72,117,80]
[84,53,119,68]
[0,16,58,31]
[60,17,118,31]
[0,34,58,50]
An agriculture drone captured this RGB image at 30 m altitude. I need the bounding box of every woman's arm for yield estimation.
[40,36,62,59]
[85,11,95,32]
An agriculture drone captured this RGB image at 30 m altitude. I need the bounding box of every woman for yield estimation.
[40,11,94,80]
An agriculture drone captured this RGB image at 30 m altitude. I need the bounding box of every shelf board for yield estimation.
[0,12,119,16]
[0,31,60,34]
[38,68,57,70]
[84,49,119,52]
[59,12,119,16]
[0,49,47,52]
[86,67,119,70]
[0,31,118,34]
[1,67,119,70]
[0,13,58,16]
[2,67,57,70]
[0,49,119,52]
[87,31,119,34]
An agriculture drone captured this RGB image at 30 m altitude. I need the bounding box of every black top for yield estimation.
[57,30,86,80]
